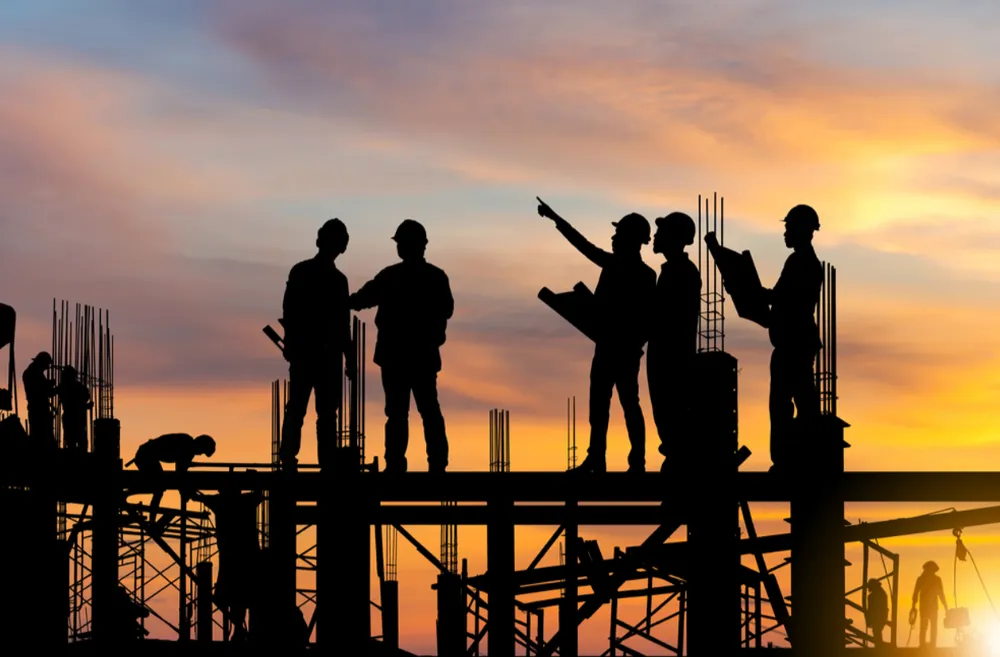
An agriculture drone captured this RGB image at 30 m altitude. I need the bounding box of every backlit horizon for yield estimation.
[4,1,1000,652]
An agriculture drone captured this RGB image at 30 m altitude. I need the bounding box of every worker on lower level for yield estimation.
[865,578,889,646]
[912,560,948,647]
[126,433,216,530]
[192,475,263,642]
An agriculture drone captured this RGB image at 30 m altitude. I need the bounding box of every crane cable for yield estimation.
[954,529,1000,623]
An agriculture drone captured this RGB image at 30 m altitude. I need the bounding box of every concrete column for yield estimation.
[789,415,848,657]
[319,451,371,652]
[380,580,400,650]
[92,418,121,648]
[197,561,214,641]
[560,505,579,657]
[686,352,741,655]
[487,496,515,656]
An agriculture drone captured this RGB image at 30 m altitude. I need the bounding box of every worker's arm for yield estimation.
[440,271,455,321]
[937,580,948,609]
[912,580,920,608]
[638,269,657,347]
[538,198,612,267]
[350,271,383,311]
[282,265,305,328]
[340,276,356,379]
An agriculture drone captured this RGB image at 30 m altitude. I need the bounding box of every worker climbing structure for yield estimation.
[3,194,1000,656]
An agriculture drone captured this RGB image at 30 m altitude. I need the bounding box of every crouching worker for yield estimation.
[126,433,216,531]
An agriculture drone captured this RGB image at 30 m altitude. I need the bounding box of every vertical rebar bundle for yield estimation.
[51,299,115,447]
[566,397,576,471]
[696,193,726,353]
[815,264,838,416]
[490,409,510,473]
[261,379,287,549]
[385,526,399,582]
[337,317,367,467]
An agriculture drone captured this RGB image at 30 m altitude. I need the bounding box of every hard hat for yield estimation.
[318,218,348,240]
[923,560,939,573]
[392,219,428,244]
[32,351,52,365]
[612,213,651,244]
[655,212,696,245]
[782,204,820,231]
[866,578,881,590]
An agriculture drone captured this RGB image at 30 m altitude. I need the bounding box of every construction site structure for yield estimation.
[6,195,1000,656]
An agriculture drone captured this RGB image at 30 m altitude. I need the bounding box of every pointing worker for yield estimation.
[538,198,656,472]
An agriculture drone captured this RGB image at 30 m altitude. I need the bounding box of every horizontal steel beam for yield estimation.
[10,468,1000,503]
[295,504,674,525]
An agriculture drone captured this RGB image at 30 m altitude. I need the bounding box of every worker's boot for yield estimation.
[279,454,298,472]
[383,456,407,474]
[570,456,605,473]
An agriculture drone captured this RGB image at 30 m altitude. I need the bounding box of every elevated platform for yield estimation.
[9,468,1000,504]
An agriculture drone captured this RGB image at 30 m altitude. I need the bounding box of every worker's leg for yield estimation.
[929,612,937,646]
[136,458,164,525]
[789,347,820,419]
[919,613,929,646]
[657,370,694,472]
[381,368,411,472]
[582,347,615,470]
[280,361,313,465]
[412,368,447,472]
[615,352,646,472]
[28,408,54,445]
[312,359,343,469]
[768,348,795,468]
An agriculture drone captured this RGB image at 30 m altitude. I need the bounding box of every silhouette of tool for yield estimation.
[262,321,285,352]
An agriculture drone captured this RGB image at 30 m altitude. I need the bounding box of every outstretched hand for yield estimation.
[537,196,556,221]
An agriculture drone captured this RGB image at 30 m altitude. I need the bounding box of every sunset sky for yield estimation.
[3,0,1000,652]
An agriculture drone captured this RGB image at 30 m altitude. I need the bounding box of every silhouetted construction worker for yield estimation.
[912,561,948,648]
[57,366,92,453]
[192,475,263,642]
[763,205,823,471]
[22,351,56,445]
[648,213,701,473]
[350,219,453,473]
[126,433,216,529]
[279,218,355,470]
[865,578,889,646]
[538,199,656,472]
